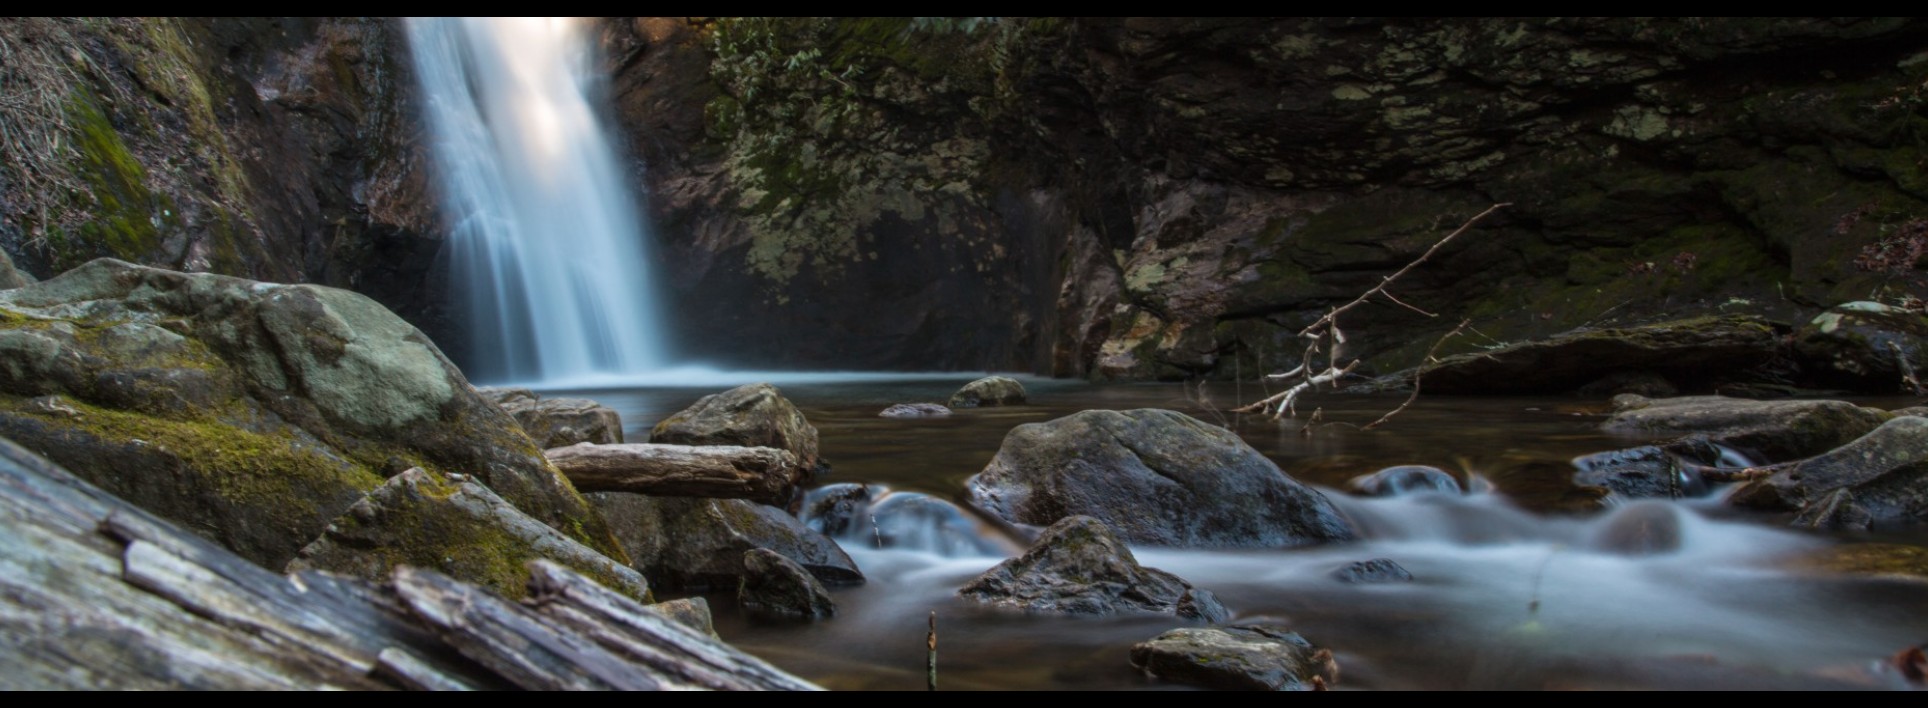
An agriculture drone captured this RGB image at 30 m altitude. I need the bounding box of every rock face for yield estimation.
[1347,465,1461,496]
[1412,316,1784,395]
[738,548,836,620]
[1729,416,1928,528]
[1330,558,1413,584]
[588,491,861,591]
[0,259,619,569]
[1796,302,1928,393]
[651,383,822,474]
[959,516,1230,621]
[481,388,623,448]
[948,376,1027,408]
[1129,622,1339,691]
[879,403,952,418]
[966,409,1353,548]
[290,468,651,602]
[1603,395,1890,463]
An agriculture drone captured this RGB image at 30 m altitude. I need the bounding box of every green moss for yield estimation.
[62,89,163,266]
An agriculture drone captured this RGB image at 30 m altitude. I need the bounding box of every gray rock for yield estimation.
[0,247,34,290]
[475,386,538,406]
[958,516,1230,619]
[1603,394,1890,463]
[1347,465,1461,496]
[290,468,652,602]
[1414,315,1784,395]
[1795,301,1928,393]
[588,491,861,591]
[1894,406,1928,418]
[503,395,624,448]
[739,548,836,620]
[800,483,1014,557]
[1571,440,1721,499]
[966,409,1353,548]
[646,597,717,638]
[1586,501,1685,556]
[1129,622,1339,691]
[879,402,951,418]
[1330,558,1413,583]
[1730,416,1928,526]
[0,259,619,569]
[652,383,821,473]
[948,376,1027,408]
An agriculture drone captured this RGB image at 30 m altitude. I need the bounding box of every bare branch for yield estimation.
[1363,319,1471,431]
[1297,203,1508,338]
[1379,289,1437,318]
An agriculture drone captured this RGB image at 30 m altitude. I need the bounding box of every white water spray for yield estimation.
[407,17,665,384]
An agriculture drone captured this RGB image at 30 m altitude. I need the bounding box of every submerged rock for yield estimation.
[1794,301,1928,393]
[966,409,1352,548]
[800,483,1015,557]
[1330,558,1413,584]
[1414,315,1784,395]
[1129,622,1339,691]
[879,402,951,418]
[490,391,624,448]
[588,491,861,591]
[1729,416,1928,527]
[1602,394,1889,463]
[652,383,822,474]
[0,259,618,569]
[1586,501,1686,556]
[947,376,1027,408]
[959,516,1229,620]
[1347,465,1461,497]
[739,548,836,620]
[291,468,652,602]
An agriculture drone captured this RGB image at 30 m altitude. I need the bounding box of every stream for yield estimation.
[547,374,1928,690]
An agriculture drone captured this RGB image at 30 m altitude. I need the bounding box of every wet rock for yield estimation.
[1331,558,1414,583]
[495,393,623,448]
[1571,441,1718,499]
[1602,394,1890,463]
[1792,543,1928,582]
[1576,370,1680,398]
[1792,489,1874,531]
[0,259,619,569]
[1347,465,1461,496]
[948,376,1027,408]
[1129,621,1339,691]
[588,491,860,591]
[1586,501,1685,556]
[879,402,951,418]
[966,409,1353,548]
[290,468,651,602]
[1794,301,1928,393]
[1729,416,1928,526]
[1416,316,1784,395]
[1177,589,1232,623]
[1893,406,1928,419]
[738,548,836,620]
[647,597,717,638]
[959,516,1229,619]
[800,483,1016,557]
[652,383,821,474]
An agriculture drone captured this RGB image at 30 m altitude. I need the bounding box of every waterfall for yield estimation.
[407,17,665,385]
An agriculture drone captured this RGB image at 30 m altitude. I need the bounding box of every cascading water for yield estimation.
[407,17,664,385]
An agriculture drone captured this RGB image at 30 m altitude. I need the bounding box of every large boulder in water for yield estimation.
[290,468,652,602]
[651,383,821,474]
[0,259,620,569]
[948,375,1027,408]
[1129,622,1339,691]
[1729,416,1928,528]
[587,491,861,590]
[1602,394,1890,462]
[959,516,1229,621]
[479,387,623,448]
[1794,301,1928,393]
[965,409,1353,548]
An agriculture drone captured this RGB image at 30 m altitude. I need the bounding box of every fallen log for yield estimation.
[545,443,804,505]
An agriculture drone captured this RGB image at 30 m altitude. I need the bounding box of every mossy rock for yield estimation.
[651,383,821,473]
[588,491,860,592]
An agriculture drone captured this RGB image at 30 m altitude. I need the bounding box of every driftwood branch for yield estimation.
[545,443,804,506]
[1363,319,1470,430]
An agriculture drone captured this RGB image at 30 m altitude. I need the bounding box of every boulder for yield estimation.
[879,402,951,418]
[1794,301,1928,393]
[1602,394,1890,462]
[958,516,1230,620]
[1346,465,1461,496]
[1129,622,1339,691]
[290,468,652,602]
[1330,558,1413,583]
[646,597,717,638]
[1894,406,1928,418]
[738,548,836,620]
[1586,501,1686,556]
[1414,315,1784,395]
[1729,416,1928,527]
[0,248,33,290]
[651,383,821,474]
[493,392,623,448]
[800,483,1013,557]
[0,259,619,569]
[588,491,861,591]
[966,409,1353,548]
[1571,440,1721,499]
[948,375,1027,408]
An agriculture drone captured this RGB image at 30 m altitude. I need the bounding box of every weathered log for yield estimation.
[545,442,805,505]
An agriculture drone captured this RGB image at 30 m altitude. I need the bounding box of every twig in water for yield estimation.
[1363,319,1471,430]
[927,611,937,691]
